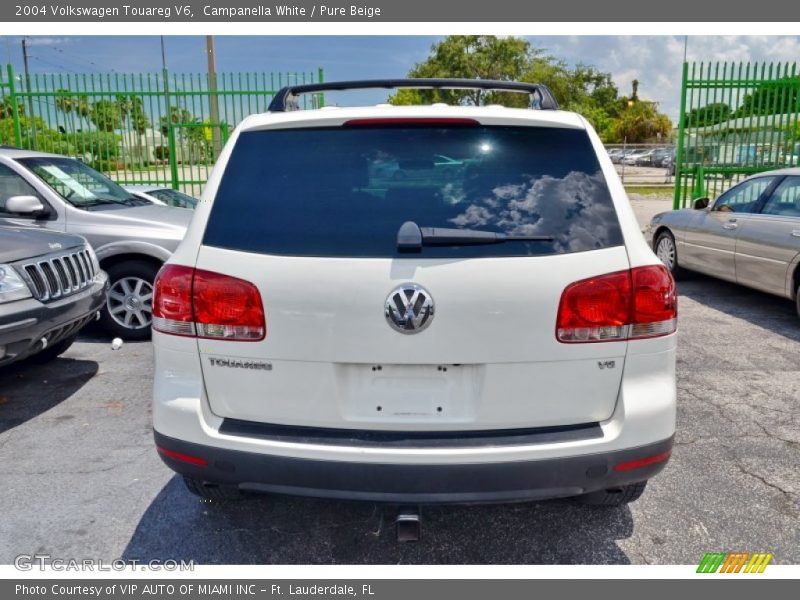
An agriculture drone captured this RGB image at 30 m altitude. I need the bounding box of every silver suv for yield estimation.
[0,148,192,339]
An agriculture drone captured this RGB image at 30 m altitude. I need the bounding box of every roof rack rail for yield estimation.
[267,78,559,112]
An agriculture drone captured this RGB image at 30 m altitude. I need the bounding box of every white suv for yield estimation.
[151,79,677,508]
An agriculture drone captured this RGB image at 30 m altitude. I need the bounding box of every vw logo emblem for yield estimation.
[385,283,434,334]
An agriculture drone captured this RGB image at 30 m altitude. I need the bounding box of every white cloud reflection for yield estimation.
[449,170,619,252]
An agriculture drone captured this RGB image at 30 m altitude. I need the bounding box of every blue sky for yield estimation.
[5,35,800,121]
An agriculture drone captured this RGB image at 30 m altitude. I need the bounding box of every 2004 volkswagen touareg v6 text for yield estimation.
[152,79,677,509]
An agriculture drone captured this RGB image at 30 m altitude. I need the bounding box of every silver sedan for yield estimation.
[645,168,800,318]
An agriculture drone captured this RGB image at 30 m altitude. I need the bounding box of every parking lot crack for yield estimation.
[733,463,797,503]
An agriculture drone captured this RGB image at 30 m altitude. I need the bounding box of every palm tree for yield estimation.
[118,95,150,166]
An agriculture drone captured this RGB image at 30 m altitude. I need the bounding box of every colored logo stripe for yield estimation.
[697,552,773,573]
[697,553,726,573]
[744,553,773,573]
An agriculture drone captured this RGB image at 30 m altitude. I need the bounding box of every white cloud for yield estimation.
[529,35,800,123]
[24,37,74,47]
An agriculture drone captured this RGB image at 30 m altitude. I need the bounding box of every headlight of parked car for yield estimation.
[0,264,32,303]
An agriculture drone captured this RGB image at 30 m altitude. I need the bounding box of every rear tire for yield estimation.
[654,230,685,279]
[182,476,244,501]
[99,260,159,340]
[25,335,77,364]
[578,481,648,506]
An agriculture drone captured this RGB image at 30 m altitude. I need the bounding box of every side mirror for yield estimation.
[5,195,47,216]
[693,197,710,210]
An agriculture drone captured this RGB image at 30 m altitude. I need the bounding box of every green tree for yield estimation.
[389,36,533,106]
[613,102,673,143]
[160,105,191,136]
[0,95,24,118]
[89,99,125,132]
[387,35,668,143]
[117,95,149,135]
[735,77,800,117]
[117,95,150,165]
[160,106,212,163]
[389,37,622,110]
[54,90,93,142]
[685,102,732,126]
[0,115,74,154]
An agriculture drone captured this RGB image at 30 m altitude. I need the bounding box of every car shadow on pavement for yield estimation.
[74,322,114,344]
[0,357,99,434]
[122,476,634,564]
[676,272,800,342]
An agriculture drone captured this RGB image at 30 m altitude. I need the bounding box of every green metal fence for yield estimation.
[0,64,324,197]
[675,61,800,209]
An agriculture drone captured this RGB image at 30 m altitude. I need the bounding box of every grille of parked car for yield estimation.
[21,248,96,302]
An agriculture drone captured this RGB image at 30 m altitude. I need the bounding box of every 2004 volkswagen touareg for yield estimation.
[152,79,677,509]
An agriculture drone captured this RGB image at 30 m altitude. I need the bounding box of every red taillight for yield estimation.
[629,265,677,339]
[556,265,676,343]
[152,265,195,336]
[343,118,480,127]
[614,450,672,472]
[157,446,209,467]
[193,269,265,340]
[153,264,266,341]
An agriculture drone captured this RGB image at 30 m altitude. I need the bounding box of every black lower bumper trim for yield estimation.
[154,430,674,504]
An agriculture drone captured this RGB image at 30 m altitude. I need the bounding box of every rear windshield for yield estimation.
[204,125,623,258]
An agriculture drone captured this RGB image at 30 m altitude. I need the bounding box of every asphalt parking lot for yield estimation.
[1,198,798,565]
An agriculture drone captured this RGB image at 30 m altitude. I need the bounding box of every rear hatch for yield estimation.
[193,119,630,431]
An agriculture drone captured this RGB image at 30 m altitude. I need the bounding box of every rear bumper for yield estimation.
[152,329,677,503]
[154,429,673,503]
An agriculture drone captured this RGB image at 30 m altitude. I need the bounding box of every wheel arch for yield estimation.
[94,241,169,273]
[95,241,172,270]
[99,252,164,274]
[652,225,676,252]
[791,257,800,300]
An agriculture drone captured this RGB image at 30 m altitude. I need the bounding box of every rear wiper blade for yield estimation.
[397,221,553,252]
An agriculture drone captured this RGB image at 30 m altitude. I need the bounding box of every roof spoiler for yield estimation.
[267,78,560,112]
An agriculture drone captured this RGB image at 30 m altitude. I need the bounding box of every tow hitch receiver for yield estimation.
[395,506,422,542]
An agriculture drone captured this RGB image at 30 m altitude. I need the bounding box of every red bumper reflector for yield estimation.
[157,446,209,467]
[613,450,671,472]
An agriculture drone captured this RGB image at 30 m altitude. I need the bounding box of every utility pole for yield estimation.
[21,38,37,148]
[160,35,167,74]
[206,35,221,158]
[161,36,179,189]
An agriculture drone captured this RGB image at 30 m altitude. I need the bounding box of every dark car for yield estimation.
[0,226,108,367]
[650,148,675,168]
